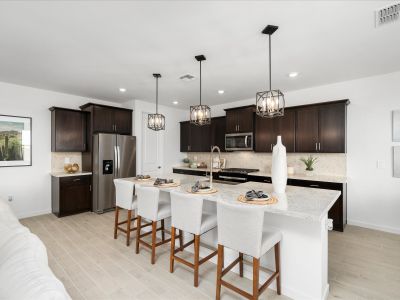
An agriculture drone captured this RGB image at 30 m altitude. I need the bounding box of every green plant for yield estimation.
[182,157,190,164]
[300,155,318,171]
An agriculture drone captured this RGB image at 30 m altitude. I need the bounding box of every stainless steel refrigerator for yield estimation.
[92,133,136,213]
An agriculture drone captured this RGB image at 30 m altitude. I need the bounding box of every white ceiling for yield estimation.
[0,1,399,108]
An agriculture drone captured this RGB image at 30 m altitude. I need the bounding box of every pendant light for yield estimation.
[148,73,165,131]
[256,25,285,118]
[190,55,211,126]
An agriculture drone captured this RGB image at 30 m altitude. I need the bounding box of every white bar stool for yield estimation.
[113,179,142,246]
[169,190,218,287]
[216,201,282,300]
[135,185,182,264]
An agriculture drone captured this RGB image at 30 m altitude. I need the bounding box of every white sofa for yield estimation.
[0,199,70,300]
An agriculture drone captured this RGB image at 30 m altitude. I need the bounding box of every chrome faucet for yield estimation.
[210,146,221,189]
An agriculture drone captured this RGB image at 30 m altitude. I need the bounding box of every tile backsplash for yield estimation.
[186,152,346,176]
[51,152,82,172]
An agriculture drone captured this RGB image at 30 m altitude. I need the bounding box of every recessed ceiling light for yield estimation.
[172,101,179,105]
[119,88,127,93]
[288,72,299,78]
[218,90,224,94]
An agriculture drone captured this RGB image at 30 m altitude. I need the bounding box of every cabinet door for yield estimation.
[113,109,132,135]
[211,117,226,151]
[180,122,191,152]
[60,176,91,216]
[275,109,296,152]
[189,124,204,152]
[53,109,86,152]
[200,124,211,152]
[225,110,237,133]
[319,103,346,153]
[237,107,254,133]
[254,115,275,152]
[92,106,114,133]
[295,106,319,152]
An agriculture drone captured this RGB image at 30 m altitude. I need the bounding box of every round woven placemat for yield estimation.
[158,182,180,188]
[237,195,278,205]
[186,188,218,194]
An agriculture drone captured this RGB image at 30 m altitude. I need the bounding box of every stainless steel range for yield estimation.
[217,168,259,183]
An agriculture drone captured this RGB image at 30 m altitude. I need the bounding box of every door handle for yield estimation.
[114,146,118,175]
[245,136,248,147]
[117,146,121,176]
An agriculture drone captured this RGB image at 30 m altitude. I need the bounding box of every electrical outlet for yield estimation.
[8,195,13,202]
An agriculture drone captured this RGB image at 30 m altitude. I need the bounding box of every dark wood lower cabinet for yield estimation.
[52,175,92,217]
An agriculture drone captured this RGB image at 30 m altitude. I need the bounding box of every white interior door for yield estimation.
[141,112,164,176]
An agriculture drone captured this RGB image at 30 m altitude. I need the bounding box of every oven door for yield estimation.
[225,133,253,151]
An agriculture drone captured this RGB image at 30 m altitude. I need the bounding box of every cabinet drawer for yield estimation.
[60,175,91,187]
[287,179,341,191]
[247,175,272,183]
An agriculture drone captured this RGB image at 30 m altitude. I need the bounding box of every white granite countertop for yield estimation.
[172,166,346,183]
[50,171,92,177]
[124,174,340,222]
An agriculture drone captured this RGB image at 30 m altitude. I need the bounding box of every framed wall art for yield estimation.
[0,115,32,167]
[393,110,400,142]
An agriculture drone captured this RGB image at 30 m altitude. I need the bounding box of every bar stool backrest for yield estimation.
[136,185,160,221]
[170,190,204,235]
[113,179,135,210]
[217,201,264,258]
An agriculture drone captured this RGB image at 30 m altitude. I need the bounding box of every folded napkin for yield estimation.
[136,174,150,179]
[245,190,268,200]
[154,178,173,186]
[191,181,210,192]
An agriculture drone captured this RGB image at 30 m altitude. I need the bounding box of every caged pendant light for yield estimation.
[190,55,211,126]
[256,25,285,118]
[148,73,165,131]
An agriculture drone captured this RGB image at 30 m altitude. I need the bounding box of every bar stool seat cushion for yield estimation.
[200,213,217,235]
[261,229,282,256]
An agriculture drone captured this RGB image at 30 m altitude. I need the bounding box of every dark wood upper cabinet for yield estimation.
[210,116,226,151]
[50,107,87,152]
[225,106,255,133]
[255,116,275,152]
[275,109,296,152]
[113,109,132,135]
[255,109,295,152]
[319,103,346,153]
[80,103,133,135]
[295,100,348,153]
[180,121,191,152]
[180,117,226,152]
[295,106,320,152]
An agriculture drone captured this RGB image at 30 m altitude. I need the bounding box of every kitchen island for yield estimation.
[124,174,340,300]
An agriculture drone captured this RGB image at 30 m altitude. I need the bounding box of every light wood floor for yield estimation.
[20,212,400,300]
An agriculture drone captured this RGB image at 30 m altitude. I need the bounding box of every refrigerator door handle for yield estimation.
[117,146,121,177]
[114,145,118,176]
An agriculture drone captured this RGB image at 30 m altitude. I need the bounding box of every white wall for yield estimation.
[0,81,119,218]
[208,71,400,234]
[123,100,186,175]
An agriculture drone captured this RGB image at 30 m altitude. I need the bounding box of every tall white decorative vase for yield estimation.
[271,136,287,194]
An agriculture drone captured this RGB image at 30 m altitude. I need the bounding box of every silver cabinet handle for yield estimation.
[319,143,321,151]
[89,185,92,191]
[310,184,320,188]
[264,179,272,183]
[315,143,318,151]
[73,178,80,182]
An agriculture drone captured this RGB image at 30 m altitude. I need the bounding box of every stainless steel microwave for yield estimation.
[225,132,253,151]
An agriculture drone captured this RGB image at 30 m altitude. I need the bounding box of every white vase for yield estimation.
[271,136,287,194]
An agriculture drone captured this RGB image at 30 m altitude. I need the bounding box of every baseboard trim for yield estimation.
[347,219,400,235]
[17,209,51,220]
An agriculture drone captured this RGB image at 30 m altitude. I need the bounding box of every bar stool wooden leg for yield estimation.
[275,242,281,295]
[216,244,224,300]
[239,252,244,277]
[170,227,176,273]
[194,235,200,287]
[114,206,119,239]
[161,219,165,242]
[126,209,132,246]
[151,221,157,264]
[178,229,183,250]
[135,215,141,254]
[253,257,260,300]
